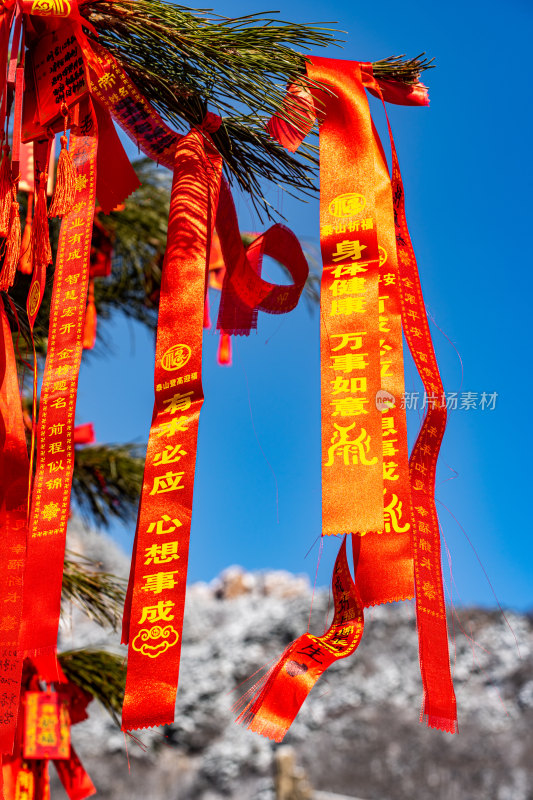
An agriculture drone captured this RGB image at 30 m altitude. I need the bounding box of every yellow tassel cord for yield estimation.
[0,185,21,290]
[0,144,13,237]
[48,134,76,218]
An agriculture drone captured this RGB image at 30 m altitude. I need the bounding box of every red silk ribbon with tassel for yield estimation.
[25,138,53,332]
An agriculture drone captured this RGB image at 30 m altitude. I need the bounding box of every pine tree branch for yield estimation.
[373,53,434,84]
[72,443,144,530]
[84,3,337,122]
[82,2,333,217]
[82,2,433,217]
[58,648,126,725]
[62,551,126,630]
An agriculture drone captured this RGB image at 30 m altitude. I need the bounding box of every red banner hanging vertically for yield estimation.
[121,120,222,731]
[309,58,384,537]
[0,306,29,754]
[353,118,413,607]
[20,100,98,679]
[263,57,457,736]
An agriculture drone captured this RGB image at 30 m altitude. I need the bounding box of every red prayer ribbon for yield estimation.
[236,537,364,741]
[121,120,222,731]
[266,58,457,734]
[20,99,98,679]
[308,57,384,537]
[215,177,309,336]
[354,117,413,607]
[93,98,140,215]
[117,109,309,727]
[360,65,457,731]
[54,746,96,800]
[87,41,178,170]
[0,307,29,754]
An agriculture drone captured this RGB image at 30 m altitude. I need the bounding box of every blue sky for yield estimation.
[76,0,532,610]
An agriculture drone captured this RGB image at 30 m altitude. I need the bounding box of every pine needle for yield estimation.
[373,53,435,84]
[72,443,145,530]
[58,648,126,725]
[62,551,126,630]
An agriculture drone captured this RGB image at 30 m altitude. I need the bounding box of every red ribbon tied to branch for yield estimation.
[260,57,457,737]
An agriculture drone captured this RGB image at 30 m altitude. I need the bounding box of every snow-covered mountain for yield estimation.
[55,522,533,800]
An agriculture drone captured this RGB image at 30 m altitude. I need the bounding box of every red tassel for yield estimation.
[48,135,76,218]
[217,332,232,366]
[0,187,21,291]
[14,764,35,799]
[32,173,51,270]
[18,191,33,274]
[83,279,97,349]
[0,145,13,237]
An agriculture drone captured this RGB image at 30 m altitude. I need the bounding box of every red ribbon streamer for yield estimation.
[307,57,385,536]
[236,537,364,742]
[20,100,98,680]
[93,99,140,215]
[354,117,414,606]
[267,59,457,733]
[215,177,309,336]
[54,747,96,800]
[0,307,29,754]
[358,66,457,732]
[121,121,222,731]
